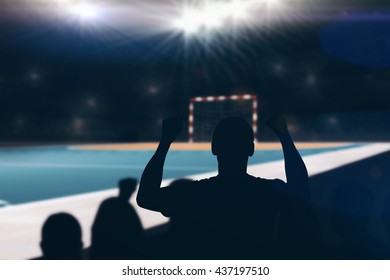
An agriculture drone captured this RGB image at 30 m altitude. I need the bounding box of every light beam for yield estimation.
[69,3,99,20]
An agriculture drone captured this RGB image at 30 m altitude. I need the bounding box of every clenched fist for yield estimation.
[267,115,289,138]
[161,117,183,144]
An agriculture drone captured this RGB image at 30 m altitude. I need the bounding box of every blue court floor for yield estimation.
[0,144,359,205]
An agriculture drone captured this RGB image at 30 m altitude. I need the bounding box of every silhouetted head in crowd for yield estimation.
[40,212,83,260]
[212,117,254,176]
[91,177,144,260]
[118,178,138,201]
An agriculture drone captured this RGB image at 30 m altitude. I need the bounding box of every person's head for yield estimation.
[211,117,255,170]
[118,178,138,200]
[40,212,83,260]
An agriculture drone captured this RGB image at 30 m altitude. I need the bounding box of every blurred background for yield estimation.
[1,0,390,260]
[0,0,389,144]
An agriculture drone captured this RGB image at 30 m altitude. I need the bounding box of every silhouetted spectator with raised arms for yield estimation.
[40,212,83,260]
[90,178,144,259]
[137,116,309,259]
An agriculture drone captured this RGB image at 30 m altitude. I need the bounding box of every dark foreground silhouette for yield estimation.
[326,182,379,259]
[90,178,145,259]
[40,212,83,260]
[137,116,312,259]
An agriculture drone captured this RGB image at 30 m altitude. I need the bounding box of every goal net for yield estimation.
[189,94,258,142]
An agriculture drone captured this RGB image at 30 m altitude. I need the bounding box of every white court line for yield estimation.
[0,143,390,260]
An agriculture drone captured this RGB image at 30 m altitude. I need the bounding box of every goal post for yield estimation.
[189,94,258,142]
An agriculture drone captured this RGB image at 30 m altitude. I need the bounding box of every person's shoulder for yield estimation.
[195,176,218,184]
[190,176,220,188]
[100,197,118,206]
[162,179,197,195]
[168,179,194,188]
[103,197,118,202]
[250,176,286,188]
[250,177,287,201]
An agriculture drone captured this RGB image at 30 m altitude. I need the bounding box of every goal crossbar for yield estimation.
[189,94,258,142]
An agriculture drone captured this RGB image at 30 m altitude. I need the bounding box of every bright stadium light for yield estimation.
[228,1,250,19]
[24,0,309,39]
[69,3,99,20]
[203,6,224,29]
[171,0,301,36]
[174,10,203,34]
[266,0,282,7]
[173,0,257,35]
[173,3,229,35]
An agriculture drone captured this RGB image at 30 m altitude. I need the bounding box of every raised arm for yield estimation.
[268,116,310,200]
[137,118,182,211]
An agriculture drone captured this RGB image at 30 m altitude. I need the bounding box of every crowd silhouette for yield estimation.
[39,213,83,260]
[137,116,310,259]
[30,115,390,260]
[90,178,144,260]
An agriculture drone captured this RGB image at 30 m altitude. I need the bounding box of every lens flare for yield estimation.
[69,3,99,20]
